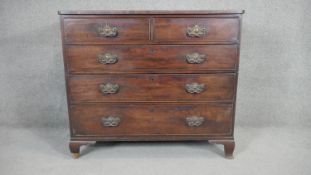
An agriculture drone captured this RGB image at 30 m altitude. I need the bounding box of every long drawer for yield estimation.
[70,103,233,136]
[68,74,236,103]
[66,45,238,73]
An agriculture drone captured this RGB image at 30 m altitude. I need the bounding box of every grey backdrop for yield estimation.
[0,1,311,175]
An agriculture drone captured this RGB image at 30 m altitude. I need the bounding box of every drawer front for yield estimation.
[70,103,233,136]
[66,45,238,73]
[63,18,149,44]
[68,74,236,102]
[153,18,239,43]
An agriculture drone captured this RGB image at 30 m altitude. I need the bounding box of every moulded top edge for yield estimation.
[58,10,245,15]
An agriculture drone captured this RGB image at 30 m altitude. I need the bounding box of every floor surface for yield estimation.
[0,126,310,175]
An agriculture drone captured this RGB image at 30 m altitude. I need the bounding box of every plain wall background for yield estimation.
[0,0,310,130]
[1,1,311,175]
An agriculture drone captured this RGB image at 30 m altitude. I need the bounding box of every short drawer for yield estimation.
[153,18,239,43]
[66,45,238,73]
[68,74,236,102]
[70,103,233,136]
[63,18,149,44]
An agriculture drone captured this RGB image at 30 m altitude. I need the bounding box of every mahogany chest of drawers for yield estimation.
[58,10,244,158]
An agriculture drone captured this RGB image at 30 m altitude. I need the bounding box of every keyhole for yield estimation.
[149,49,156,54]
[149,76,155,81]
[149,107,154,112]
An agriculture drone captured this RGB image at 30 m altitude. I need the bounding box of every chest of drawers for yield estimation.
[58,10,244,159]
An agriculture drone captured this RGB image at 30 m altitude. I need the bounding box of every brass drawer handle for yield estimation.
[186,25,207,37]
[185,83,205,94]
[186,53,206,64]
[97,24,118,37]
[102,116,121,127]
[186,116,205,127]
[99,83,119,94]
[98,53,118,64]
